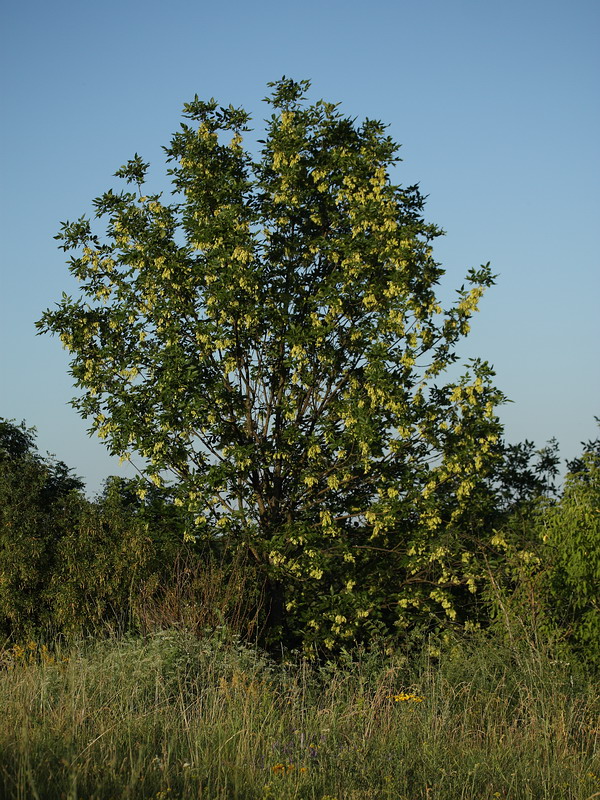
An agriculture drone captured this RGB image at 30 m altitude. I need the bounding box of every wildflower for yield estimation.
[390,692,424,703]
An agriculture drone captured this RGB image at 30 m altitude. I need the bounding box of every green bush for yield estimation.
[483,436,600,670]
[0,419,84,637]
[542,446,600,665]
[0,419,263,640]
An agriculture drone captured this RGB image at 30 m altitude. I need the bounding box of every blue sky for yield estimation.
[1,0,598,495]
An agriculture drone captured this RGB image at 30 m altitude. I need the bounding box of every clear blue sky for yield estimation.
[1,0,598,495]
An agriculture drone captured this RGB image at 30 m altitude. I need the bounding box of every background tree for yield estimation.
[0,419,84,637]
[541,434,600,664]
[38,78,506,649]
[0,418,256,641]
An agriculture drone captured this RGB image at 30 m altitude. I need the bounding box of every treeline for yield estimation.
[0,419,262,644]
[0,417,598,668]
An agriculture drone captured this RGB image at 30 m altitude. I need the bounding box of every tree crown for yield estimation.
[38,79,506,648]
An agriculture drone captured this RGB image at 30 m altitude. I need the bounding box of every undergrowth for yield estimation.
[0,628,598,799]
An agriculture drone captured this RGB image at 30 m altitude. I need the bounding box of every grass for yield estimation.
[0,628,598,799]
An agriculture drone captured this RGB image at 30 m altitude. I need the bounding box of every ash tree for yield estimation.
[38,78,506,649]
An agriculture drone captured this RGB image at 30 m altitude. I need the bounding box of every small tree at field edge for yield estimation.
[38,78,506,650]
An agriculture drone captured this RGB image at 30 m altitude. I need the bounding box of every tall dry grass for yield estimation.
[0,628,598,799]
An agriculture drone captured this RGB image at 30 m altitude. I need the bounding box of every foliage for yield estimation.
[38,78,510,649]
[0,418,144,638]
[481,433,600,668]
[541,438,600,665]
[0,418,84,503]
[0,420,218,639]
[0,419,84,636]
[487,438,559,513]
[45,486,163,635]
[0,418,37,461]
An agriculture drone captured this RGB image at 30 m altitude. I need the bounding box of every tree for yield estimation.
[0,418,84,506]
[541,435,600,665]
[482,430,600,669]
[38,78,506,649]
[0,419,84,637]
[0,418,211,639]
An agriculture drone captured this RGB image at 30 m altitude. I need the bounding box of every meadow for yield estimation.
[1,625,598,800]
[1,418,600,798]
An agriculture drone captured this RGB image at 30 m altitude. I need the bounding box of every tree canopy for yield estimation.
[38,78,507,648]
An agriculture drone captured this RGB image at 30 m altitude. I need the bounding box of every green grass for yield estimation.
[0,629,598,799]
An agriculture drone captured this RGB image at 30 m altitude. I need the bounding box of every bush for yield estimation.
[0,419,84,637]
[483,435,600,670]
[542,445,600,666]
[0,419,264,641]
